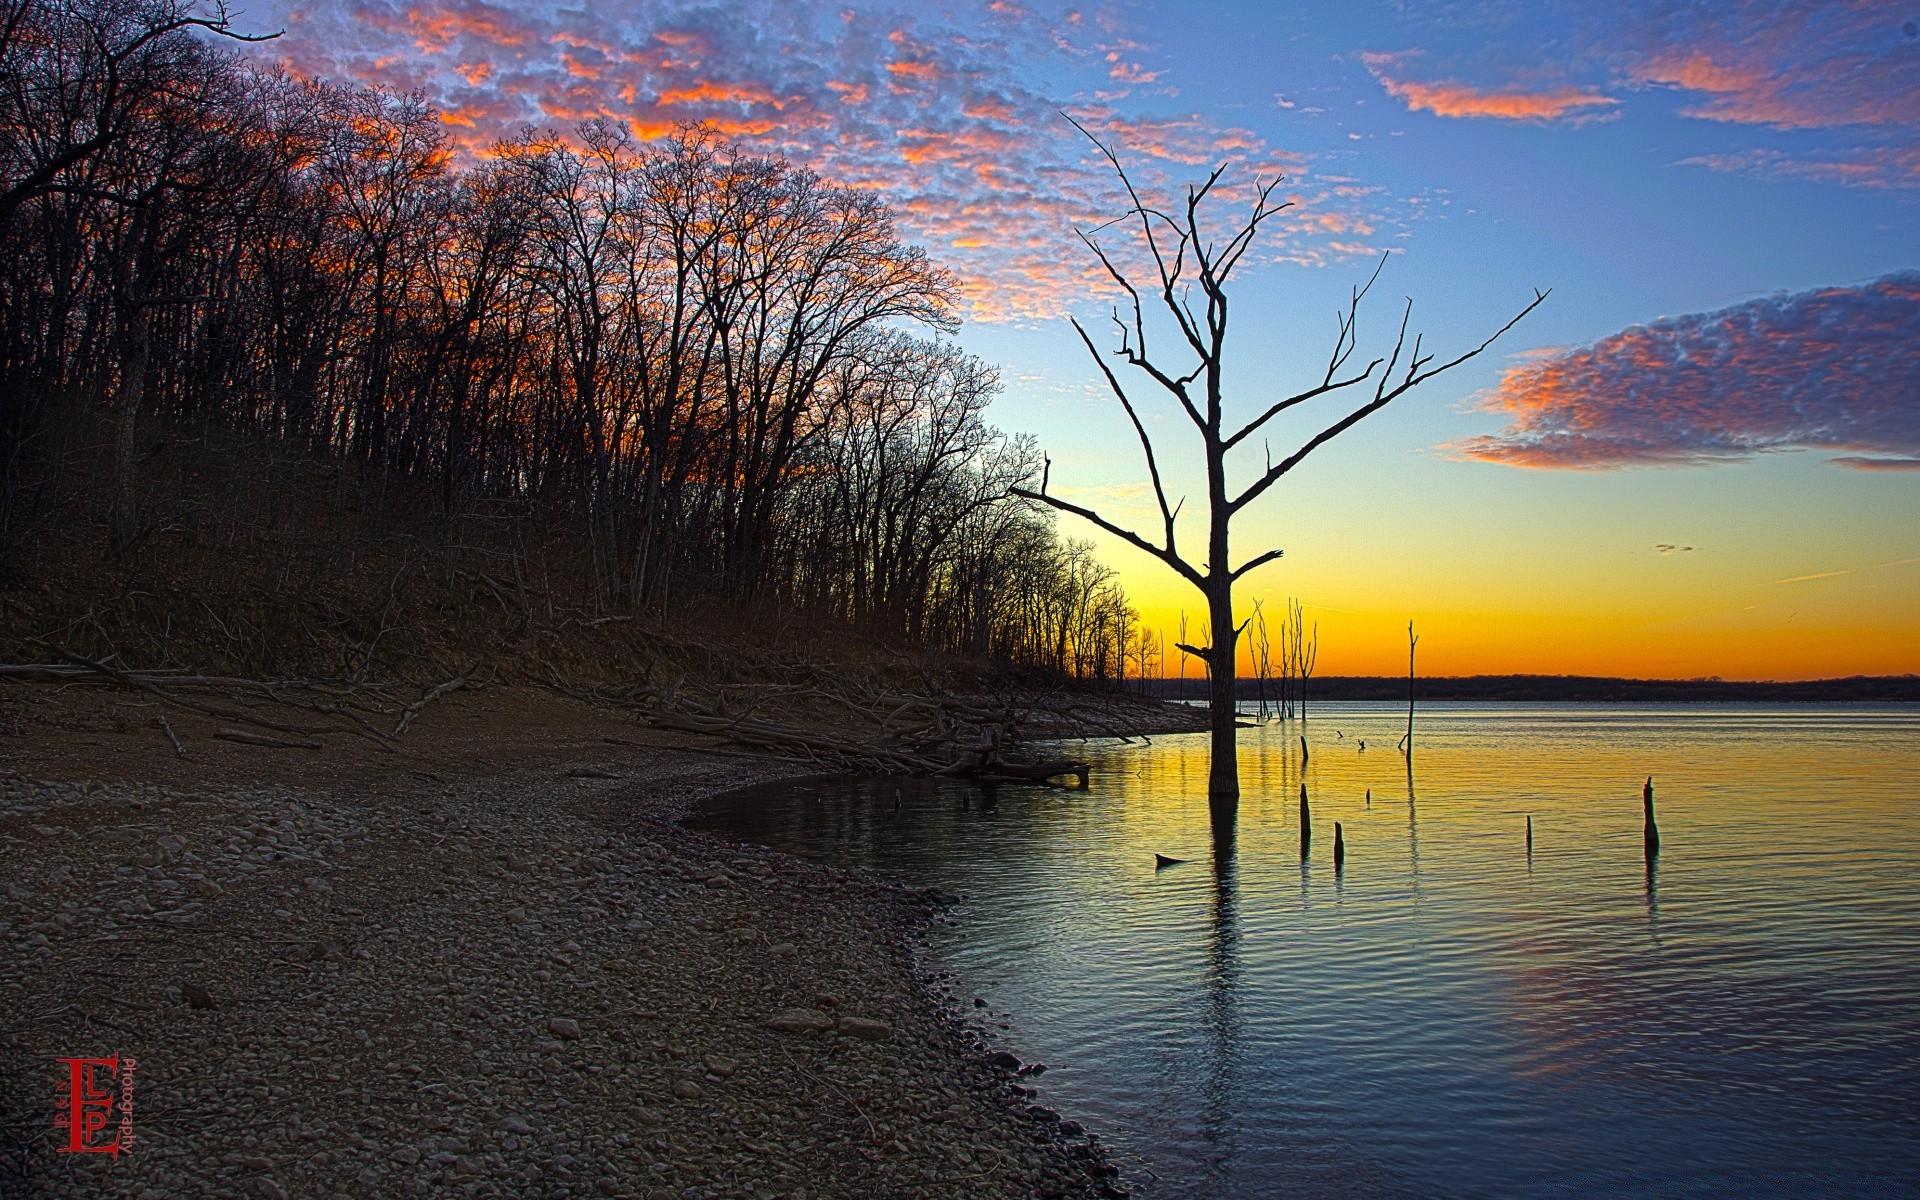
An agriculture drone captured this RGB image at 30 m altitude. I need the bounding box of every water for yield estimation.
[690,702,1920,1197]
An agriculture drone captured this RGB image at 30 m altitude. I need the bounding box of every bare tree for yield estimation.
[1014,123,1545,797]
[0,0,276,232]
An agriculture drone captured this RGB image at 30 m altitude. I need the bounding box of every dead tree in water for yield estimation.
[1251,600,1274,720]
[1398,620,1418,756]
[1291,601,1318,724]
[1012,121,1545,797]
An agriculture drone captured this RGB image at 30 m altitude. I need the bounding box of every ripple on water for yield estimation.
[692,702,1920,1199]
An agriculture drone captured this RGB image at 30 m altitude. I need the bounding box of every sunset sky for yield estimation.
[248,0,1920,680]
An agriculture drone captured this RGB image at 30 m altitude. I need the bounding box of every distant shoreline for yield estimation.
[1130,674,1920,703]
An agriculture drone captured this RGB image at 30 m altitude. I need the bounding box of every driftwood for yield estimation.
[557,677,1092,783]
[2,650,483,751]
[213,728,322,750]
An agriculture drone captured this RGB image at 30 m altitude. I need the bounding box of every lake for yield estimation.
[690,702,1920,1198]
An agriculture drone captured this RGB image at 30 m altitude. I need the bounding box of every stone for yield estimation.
[768,943,797,960]
[548,1017,581,1040]
[253,1180,289,1200]
[390,1147,420,1165]
[189,879,223,898]
[183,982,216,1010]
[760,1008,832,1034]
[672,1080,703,1100]
[703,1055,738,1078]
[836,1017,891,1042]
[496,1116,533,1135]
[313,938,348,963]
[306,876,333,894]
[985,1051,1020,1071]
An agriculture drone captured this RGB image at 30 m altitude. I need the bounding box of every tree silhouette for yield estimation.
[1015,122,1545,798]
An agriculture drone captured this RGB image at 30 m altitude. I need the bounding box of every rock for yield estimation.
[1058,1120,1085,1136]
[761,1008,832,1034]
[390,1147,420,1165]
[703,1055,738,1078]
[768,942,797,960]
[496,1116,533,1136]
[548,1017,581,1040]
[985,1051,1020,1071]
[189,879,223,898]
[252,1180,289,1200]
[305,876,333,894]
[836,1017,891,1042]
[312,938,348,963]
[183,982,216,1010]
[672,1080,703,1099]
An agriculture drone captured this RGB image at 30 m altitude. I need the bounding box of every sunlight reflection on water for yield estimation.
[692,702,1920,1198]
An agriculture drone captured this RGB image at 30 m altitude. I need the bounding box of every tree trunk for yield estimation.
[110,304,149,560]
[1206,574,1238,799]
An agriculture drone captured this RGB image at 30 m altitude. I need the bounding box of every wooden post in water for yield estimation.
[1643,776,1660,860]
[1526,814,1533,855]
[1333,822,1346,870]
[1299,783,1311,860]
[1300,735,1309,767]
[1365,787,1371,809]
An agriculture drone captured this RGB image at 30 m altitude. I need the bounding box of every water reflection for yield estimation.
[694,702,1920,1198]
[1200,794,1240,1187]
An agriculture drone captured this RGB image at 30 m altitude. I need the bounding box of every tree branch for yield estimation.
[1231,288,1550,513]
[1231,548,1284,580]
[1010,486,1203,587]
[1070,317,1181,562]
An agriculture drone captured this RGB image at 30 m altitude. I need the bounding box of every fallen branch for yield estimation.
[213,728,323,750]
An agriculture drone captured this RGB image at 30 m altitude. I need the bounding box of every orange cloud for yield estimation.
[1371,70,1617,122]
[825,79,869,105]
[657,80,783,108]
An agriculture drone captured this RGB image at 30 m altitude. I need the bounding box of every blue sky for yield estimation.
[254,0,1920,676]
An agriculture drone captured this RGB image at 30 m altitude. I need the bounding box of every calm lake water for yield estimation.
[691,702,1920,1198]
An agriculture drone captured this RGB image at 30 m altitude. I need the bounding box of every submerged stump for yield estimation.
[1643,776,1660,860]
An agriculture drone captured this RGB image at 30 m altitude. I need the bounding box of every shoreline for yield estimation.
[1,684,1153,1199]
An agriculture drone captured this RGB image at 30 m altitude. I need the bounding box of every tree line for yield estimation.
[0,0,1151,679]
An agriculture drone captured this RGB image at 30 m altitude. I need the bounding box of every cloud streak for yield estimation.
[1775,557,1920,585]
[1363,54,1616,122]
[1453,273,1920,471]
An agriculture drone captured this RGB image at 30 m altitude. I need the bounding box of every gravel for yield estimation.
[0,759,1125,1199]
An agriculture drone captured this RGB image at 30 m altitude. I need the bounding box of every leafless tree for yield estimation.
[1014,122,1545,797]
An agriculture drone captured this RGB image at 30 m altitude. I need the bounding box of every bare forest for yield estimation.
[0,0,1150,684]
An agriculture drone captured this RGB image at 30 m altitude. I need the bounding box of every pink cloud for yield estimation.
[1617,4,1920,131]
[1679,145,1920,190]
[251,0,1383,322]
[1362,52,1616,122]
[1454,274,1920,471]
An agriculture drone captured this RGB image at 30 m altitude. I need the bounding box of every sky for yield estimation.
[245,0,1920,679]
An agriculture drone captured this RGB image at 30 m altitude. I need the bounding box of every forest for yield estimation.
[0,0,1154,682]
